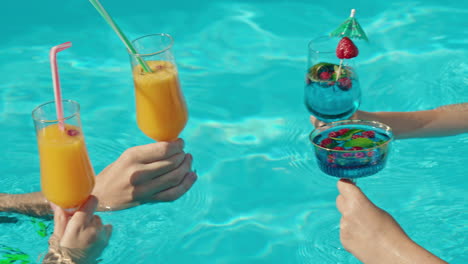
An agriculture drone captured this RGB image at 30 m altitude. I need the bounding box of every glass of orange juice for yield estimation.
[32,100,95,210]
[129,33,188,141]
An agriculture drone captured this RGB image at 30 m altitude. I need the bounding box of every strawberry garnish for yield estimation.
[336,37,359,59]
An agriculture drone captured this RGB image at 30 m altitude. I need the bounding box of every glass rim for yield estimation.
[308,36,335,54]
[309,119,394,152]
[131,33,174,57]
[32,99,80,123]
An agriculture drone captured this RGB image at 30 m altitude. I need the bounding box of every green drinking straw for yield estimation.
[88,0,152,73]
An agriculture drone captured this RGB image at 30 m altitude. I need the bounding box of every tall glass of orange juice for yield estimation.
[129,33,188,141]
[32,100,95,209]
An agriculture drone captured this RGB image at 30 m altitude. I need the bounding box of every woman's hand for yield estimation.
[92,139,198,211]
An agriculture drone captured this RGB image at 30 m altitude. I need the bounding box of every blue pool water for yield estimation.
[1,0,467,263]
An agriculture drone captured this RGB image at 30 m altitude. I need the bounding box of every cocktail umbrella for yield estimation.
[330,9,368,42]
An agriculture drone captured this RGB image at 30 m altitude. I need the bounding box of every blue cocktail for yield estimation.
[310,120,393,179]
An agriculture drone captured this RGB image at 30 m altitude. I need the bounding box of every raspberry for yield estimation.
[336,37,359,59]
[355,152,366,158]
[352,134,363,139]
[333,146,345,150]
[351,147,363,150]
[67,129,80,136]
[337,77,352,90]
[337,128,350,135]
[362,130,376,138]
[320,138,333,147]
[319,71,331,80]
[328,131,340,138]
[341,152,353,158]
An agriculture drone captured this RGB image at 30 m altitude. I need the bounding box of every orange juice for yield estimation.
[132,60,188,141]
[37,123,95,209]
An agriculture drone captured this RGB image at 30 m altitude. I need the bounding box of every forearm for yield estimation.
[385,238,448,264]
[359,103,468,139]
[0,192,52,217]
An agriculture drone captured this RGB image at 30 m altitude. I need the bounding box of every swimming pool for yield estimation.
[1,0,467,263]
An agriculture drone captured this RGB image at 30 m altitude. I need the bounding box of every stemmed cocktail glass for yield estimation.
[129,33,188,141]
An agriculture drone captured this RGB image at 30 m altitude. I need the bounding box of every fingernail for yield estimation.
[50,203,58,212]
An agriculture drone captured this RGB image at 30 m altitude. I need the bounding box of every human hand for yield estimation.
[92,139,197,211]
[309,111,363,128]
[48,196,112,264]
[336,179,411,264]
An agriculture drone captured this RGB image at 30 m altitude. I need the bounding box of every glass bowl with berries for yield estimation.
[304,36,361,122]
[309,120,393,179]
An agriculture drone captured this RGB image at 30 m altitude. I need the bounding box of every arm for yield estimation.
[310,103,468,139]
[336,180,448,264]
[357,103,468,139]
[1,139,197,217]
[0,192,51,217]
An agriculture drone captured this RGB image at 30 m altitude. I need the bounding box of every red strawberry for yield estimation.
[352,134,363,139]
[336,37,359,59]
[351,146,363,150]
[333,146,345,150]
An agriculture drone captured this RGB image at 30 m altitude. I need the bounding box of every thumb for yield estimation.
[337,179,362,197]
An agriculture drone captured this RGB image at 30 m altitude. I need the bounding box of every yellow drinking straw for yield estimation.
[88,0,152,73]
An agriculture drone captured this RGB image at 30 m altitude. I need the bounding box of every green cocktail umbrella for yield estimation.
[330,9,368,42]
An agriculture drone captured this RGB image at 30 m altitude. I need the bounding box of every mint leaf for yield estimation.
[325,142,338,149]
[344,138,376,148]
[376,140,386,146]
[331,129,364,141]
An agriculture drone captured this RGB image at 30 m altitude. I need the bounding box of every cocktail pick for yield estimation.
[330,9,368,41]
[335,37,359,80]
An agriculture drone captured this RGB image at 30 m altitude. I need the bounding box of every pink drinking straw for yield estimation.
[49,41,72,131]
